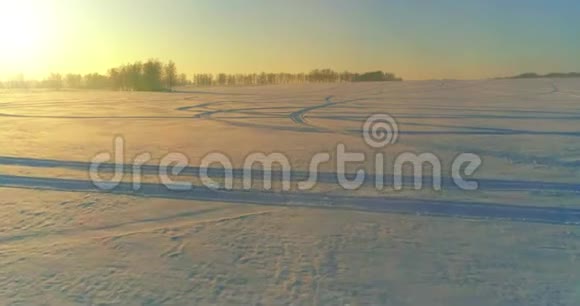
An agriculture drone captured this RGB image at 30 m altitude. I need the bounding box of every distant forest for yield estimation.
[505,72,580,79]
[0,59,403,92]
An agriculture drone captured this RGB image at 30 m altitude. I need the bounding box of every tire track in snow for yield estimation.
[1,174,579,226]
[1,156,579,193]
[289,95,335,125]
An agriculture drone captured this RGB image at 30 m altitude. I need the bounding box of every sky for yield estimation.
[0,0,579,80]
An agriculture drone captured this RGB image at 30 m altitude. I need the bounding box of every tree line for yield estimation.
[193,69,402,86]
[0,60,402,91]
[506,72,580,79]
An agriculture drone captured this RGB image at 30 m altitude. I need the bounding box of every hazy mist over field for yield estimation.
[1,1,580,305]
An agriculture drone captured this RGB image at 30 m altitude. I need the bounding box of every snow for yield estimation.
[0,79,579,305]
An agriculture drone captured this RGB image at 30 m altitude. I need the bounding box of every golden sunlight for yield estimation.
[0,1,55,61]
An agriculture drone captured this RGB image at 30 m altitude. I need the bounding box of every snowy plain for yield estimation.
[0,79,580,305]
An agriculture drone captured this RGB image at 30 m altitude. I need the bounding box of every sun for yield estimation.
[0,1,54,60]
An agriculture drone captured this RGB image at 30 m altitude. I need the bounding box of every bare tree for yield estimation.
[177,73,188,86]
[142,59,163,91]
[65,74,82,88]
[164,60,177,90]
[45,73,63,90]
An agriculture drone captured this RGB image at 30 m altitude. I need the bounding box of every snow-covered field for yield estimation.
[1,79,580,305]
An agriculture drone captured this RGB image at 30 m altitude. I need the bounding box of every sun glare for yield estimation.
[0,1,54,60]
